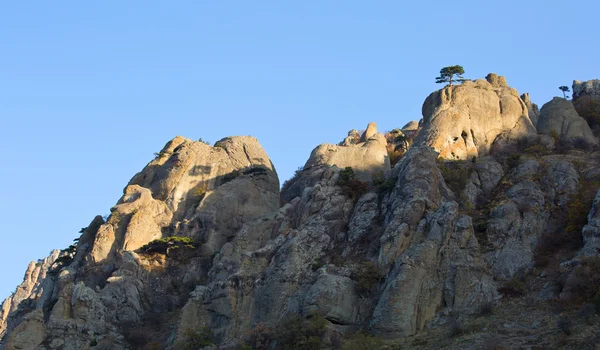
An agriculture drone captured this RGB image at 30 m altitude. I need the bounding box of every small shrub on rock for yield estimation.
[337,167,369,199]
[353,261,383,295]
[274,313,328,350]
[175,327,214,350]
[341,333,384,350]
[139,236,198,255]
[556,316,572,336]
[568,256,600,303]
[498,276,526,297]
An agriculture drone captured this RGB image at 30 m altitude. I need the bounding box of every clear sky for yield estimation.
[1,1,598,300]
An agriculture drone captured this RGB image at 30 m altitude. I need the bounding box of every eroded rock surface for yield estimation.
[538,97,598,146]
[416,73,536,159]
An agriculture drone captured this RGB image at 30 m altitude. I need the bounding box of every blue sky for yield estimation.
[0,1,598,300]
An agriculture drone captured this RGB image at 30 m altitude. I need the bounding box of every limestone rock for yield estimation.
[580,189,600,257]
[401,121,419,131]
[4,310,45,350]
[416,73,536,160]
[0,250,59,340]
[302,273,359,325]
[573,79,600,101]
[537,97,598,146]
[360,122,378,142]
[521,93,540,127]
[305,123,391,181]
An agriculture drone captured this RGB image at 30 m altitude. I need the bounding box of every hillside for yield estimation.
[2,75,600,350]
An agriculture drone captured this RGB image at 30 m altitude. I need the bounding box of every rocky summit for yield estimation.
[2,76,600,350]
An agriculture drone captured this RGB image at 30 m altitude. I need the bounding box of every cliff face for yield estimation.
[2,76,600,350]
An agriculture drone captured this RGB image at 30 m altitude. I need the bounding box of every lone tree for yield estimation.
[436,65,466,86]
[559,86,570,99]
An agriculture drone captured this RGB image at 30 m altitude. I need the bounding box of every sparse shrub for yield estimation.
[477,301,494,316]
[523,144,549,157]
[567,256,600,303]
[577,303,595,324]
[498,275,526,297]
[438,160,473,209]
[556,316,572,335]
[243,166,268,176]
[372,172,396,193]
[571,137,595,151]
[138,236,198,255]
[448,314,464,337]
[198,138,211,145]
[221,170,241,184]
[243,323,273,350]
[550,130,560,144]
[573,95,600,129]
[193,183,208,201]
[337,167,369,199]
[341,333,385,350]
[505,154,521,169]
[176,327,214,350]
[353,261,383,295]
[275,313,328,350]
[387,146,404,167]
[281,166,304,196]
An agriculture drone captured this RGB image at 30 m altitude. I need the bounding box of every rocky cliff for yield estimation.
[2,75,600,350]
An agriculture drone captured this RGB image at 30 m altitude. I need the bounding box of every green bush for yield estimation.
[505,154,521,169]
[568,256,600,303]
[498,275,525,297]
[281,166,304,195]
[372,172,396,193]
[275,313,328,350]
[175,327,214,350]
[353,261,383,295]
[139,236,198,255]
[337,167,369,199]
[341,333,384,350]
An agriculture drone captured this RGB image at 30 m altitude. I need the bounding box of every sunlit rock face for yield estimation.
[305,122,391,181]
[416,73,536,160]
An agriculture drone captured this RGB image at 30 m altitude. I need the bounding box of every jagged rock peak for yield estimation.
[305,122,390,181]
[415,73,536,160]
[521,93,541,127]
[0,250,60,340]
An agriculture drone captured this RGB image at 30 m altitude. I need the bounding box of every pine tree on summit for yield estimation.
[559,85,570,99]
[436,65,466,86]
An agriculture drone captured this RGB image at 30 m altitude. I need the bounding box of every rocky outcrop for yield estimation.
[416,73,536,159]
[305,122,391,181]
[371,147,497,337]
[0,250,59,340]
[537,97,598,146]
[580,189,600,257]
[521,93,540,127]
[573,79,600,101]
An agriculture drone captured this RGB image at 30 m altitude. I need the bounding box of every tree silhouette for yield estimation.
[436,65,466,87]
[559,86,570,99]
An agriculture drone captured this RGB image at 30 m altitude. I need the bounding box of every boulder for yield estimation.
[415,73,536,160]
[537,97,598,146]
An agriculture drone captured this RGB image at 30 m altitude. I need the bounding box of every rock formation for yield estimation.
[415,73,536,159]
[537,97,598,146]
[305,122,390,181]
[2,76,600,350]
[573,79,600,101]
